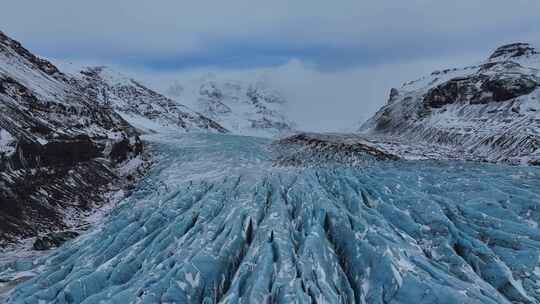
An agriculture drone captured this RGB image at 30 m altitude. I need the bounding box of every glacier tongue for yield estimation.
[6,133,540,303]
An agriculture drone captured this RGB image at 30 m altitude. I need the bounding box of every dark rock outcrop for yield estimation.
[489,43,539,60]
[32,231,79,251]
[481,74,538,102]
[387,87,400,104]
[424,71,538,108]
[274,133,399,167]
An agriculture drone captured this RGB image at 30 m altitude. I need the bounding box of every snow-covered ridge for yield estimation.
[164,76,295,137]
[72,66,227,134]
[360,42,540,165]
[0,30,145,246]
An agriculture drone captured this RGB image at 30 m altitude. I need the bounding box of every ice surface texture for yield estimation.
[8,133,540,303]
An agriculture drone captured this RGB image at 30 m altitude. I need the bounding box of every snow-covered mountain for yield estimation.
[360,43,540,165]
[164,77,294,137]
[0,29,234,248]
[0,31,148,246]
[69,66,227,134]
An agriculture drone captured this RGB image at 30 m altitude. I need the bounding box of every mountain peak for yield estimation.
[74,65,227,133]
[488,42,538,61]
[164,78,294,137]
[360,43,540,165]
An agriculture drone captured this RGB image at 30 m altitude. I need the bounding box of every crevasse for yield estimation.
[7,133,540,304]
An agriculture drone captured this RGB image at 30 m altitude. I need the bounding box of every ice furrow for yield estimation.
[6,133,540,303]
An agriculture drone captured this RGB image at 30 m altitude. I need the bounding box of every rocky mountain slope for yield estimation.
[70,67,227,134]
[0,31,151,246]
[273,132,400,167]
[165,77,294,137]
[0,30,233,248]
[360,43,540,165]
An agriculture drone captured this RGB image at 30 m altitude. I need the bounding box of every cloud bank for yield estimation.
[2,1,540,69]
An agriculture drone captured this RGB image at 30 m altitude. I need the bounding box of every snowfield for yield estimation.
[164,76,295,138]
[5,133,540,303]
[0,129,15,156]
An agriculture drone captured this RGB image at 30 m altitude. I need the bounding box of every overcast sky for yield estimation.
[2,1,540,131]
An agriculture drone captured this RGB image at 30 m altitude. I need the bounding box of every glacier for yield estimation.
[4,133,540,303]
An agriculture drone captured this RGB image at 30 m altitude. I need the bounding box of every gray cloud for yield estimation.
[2,1,539,68]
